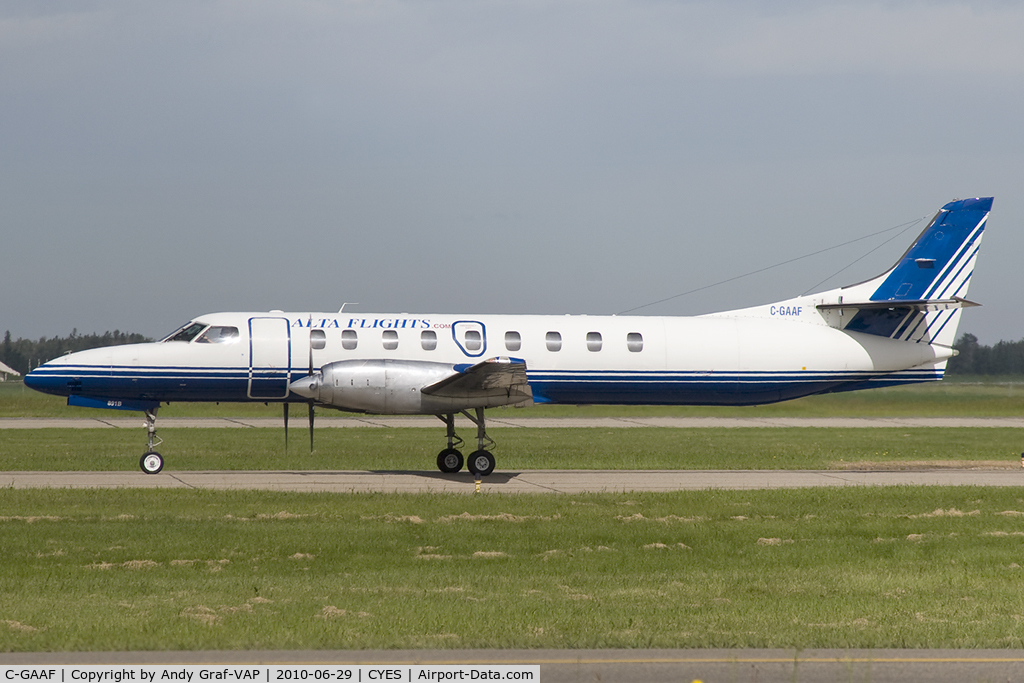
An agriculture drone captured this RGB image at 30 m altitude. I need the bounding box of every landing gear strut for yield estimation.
[436,413,464,473]
[465,407,496,476]
[434,408,496,476]
[139,408,164,474]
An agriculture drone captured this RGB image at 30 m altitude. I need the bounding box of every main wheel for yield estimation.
[140,451,164,475]
[467,450,496,477]
[437,448,464,473]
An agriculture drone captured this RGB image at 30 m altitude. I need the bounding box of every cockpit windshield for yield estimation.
[161,322,208,343]
[196,326,239,344]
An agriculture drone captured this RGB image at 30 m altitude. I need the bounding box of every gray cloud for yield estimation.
[2,0,1021,344]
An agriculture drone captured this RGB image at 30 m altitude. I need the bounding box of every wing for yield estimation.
[422,356,533,404]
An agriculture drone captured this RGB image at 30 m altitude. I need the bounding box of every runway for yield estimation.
[3,468,1023,492]
[3,648,1024,683]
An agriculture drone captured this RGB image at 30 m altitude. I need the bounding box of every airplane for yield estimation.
[24,197,992,476]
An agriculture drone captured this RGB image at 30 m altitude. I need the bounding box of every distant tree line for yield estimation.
[947,333,1024,376]
[1,330,152,376]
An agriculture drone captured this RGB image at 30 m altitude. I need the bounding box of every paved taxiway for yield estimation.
[3,468,1023,492]
[3,649,1024,682]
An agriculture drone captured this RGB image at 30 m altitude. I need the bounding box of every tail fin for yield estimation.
[818,197,991,346]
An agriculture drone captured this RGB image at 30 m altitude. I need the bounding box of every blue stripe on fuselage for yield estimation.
[26,364,943,407]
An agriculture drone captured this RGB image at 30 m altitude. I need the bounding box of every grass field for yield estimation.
[2,487,1024,651]
[4,376,1024,418]
[1,427,1021,471]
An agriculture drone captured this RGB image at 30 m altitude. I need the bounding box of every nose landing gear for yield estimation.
[139,408,164,474]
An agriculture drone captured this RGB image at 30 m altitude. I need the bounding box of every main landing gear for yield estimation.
[139,408,164,474]
[435,408,496,476]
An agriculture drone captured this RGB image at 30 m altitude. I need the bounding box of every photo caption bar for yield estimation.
[1,666,539,683]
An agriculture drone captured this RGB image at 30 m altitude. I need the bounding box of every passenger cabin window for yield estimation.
[627,332,644,352]
[382,329,399,350]
[546,331,562,352]
[586,331,602,352]
[421,330,437,351]
[163,322,207,343]
[309,329,326,350]
[196,326,239,344]
[504,331,521,352]
[465,329,482,351]
[342,329,358,350]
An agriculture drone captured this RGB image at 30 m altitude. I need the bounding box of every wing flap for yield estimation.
[422,357,532,403]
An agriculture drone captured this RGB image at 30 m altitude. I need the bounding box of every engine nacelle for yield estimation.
[289,359,522,414]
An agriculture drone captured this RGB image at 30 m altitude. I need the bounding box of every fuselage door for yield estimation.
[248,317,291,399]
[452,320,487,358]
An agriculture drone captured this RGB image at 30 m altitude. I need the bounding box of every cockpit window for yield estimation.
[162,322,208,343]
[196,326,239,344]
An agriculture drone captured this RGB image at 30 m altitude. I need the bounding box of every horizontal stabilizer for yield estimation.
[817,296,981,340]
[817,296,980,313]
[423,356,532,403]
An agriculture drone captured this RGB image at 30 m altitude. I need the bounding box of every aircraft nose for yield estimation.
[24,363,65,395]
[288,374,321,401]
[23,367,43,390]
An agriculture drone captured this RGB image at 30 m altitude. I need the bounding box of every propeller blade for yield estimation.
[308,340,314,376]
[308,401,315,453]
[283,402,289,452]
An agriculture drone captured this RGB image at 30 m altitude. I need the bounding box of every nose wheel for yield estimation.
[140,451,164,474]
[139,408,164,474]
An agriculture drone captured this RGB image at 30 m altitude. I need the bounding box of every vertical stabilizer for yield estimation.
[823,197,991,347]
[867,197,990,304]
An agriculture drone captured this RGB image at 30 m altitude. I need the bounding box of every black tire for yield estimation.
[140,451,164,475]
[467,450,496,477]
[437,448,464,473]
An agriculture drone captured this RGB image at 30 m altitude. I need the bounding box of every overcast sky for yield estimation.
[3,0,1022,344]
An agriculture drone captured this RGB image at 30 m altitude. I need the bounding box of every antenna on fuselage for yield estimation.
[338,303,358,313]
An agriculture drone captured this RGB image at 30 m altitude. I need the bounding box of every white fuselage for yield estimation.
[26,307,951,411]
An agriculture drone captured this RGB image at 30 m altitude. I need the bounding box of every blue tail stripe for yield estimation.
[924,230,983,300]
[922,219,983,299]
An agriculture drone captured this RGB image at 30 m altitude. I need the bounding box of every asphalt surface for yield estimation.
[3,468,1024,492]
[3,649,1024,683]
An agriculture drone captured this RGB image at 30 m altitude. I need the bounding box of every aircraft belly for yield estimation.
[81,370,251,402]
[528,375,849,406]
